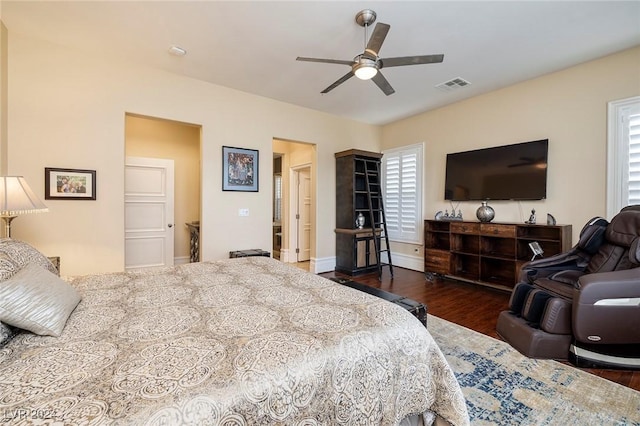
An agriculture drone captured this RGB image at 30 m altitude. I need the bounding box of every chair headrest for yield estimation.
[576,217,608,254]
[606,209,640,247]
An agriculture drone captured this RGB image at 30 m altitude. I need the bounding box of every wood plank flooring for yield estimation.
[318,266,640,392]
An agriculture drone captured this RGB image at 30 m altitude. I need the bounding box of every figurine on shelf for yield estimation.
[444,210,449,218]
[456,210,463,220]
[527,209,537,225]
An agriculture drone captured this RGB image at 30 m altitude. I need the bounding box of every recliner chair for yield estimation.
[496,206,640,369]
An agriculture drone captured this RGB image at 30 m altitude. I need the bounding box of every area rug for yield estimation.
[427,314,640,425]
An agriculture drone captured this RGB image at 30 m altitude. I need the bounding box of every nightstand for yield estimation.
[47,256,60,276]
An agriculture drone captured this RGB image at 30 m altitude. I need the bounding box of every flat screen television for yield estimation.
[444,139,548,201]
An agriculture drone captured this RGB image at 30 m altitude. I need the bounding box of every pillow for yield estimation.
[0,239,58,280]
[0,321,17,347]
[0,263,81,336]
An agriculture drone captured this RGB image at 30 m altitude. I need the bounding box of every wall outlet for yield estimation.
[239,208,249,217]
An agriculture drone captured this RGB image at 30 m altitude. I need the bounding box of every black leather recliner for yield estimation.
[496,206,640,369]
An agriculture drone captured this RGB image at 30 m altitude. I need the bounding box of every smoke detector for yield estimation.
[168,46,187,56]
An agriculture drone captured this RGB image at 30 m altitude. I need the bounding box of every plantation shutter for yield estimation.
[382,143,423,243]
[628,113,640,205]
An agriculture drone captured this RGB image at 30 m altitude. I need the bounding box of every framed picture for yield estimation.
[222,146,259,192]
[45,167,96,200]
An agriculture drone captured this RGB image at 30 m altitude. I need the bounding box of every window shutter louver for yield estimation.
[628,113,640,205]
[382,144,423,244]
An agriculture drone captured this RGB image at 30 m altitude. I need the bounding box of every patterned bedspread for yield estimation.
[0,257,468,425]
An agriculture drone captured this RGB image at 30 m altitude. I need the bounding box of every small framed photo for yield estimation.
[222,146,259,192]
[45,168,96,200]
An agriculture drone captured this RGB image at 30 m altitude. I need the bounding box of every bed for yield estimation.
[0,240,469,425]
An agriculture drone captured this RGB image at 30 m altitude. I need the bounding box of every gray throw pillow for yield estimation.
[0,263,81,336]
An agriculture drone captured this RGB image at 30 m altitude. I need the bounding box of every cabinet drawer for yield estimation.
[480,223,516,238]
[424,249,451,275]
[450,222,480,235]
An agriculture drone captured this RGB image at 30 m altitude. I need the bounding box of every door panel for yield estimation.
[125,157,175,270]
[298,168,311,262]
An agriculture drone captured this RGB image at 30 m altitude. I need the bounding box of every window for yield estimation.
[382,143,423,243]
[607,96,640,218]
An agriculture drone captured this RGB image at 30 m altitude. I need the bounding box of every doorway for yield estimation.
[125,114,201,268]
[271,139,316,271]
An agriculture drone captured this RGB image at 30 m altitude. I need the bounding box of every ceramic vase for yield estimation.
[356,212,366,229]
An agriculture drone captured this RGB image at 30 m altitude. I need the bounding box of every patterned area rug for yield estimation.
[427,314,640,425]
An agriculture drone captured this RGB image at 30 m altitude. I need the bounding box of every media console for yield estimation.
[424,220,572,291]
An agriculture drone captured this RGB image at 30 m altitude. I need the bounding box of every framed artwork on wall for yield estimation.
[222,146,259,192]
[45,167,96,200]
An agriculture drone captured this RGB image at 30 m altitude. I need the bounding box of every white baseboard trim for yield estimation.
[311,256,336,274]
[174,256,191,265]
[308,254,421,274]
[388,252,424,272]
[281,248,291,263]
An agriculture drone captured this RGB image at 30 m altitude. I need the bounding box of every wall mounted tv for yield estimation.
[444,139,548,201]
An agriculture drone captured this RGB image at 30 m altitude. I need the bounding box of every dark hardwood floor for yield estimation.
[319,266,640,392]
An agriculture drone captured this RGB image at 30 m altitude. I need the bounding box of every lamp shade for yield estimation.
[0,176,48,217]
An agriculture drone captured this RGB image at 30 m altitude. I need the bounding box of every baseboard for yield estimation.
[311,256,336,274]
[309,254,421,274]
[280,248,291,263]
[174,256,190,265]
[390,252,424,272]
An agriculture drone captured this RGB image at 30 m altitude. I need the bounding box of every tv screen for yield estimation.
[444,139,548,201]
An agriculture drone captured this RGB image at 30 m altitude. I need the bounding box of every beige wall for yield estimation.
[0,21,7,175]
[382,46,640,262]
[6,33,381,275]
[125,114,201,262]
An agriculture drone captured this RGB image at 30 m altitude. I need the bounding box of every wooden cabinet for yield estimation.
[424,220,572,290]
[335,149,383,275]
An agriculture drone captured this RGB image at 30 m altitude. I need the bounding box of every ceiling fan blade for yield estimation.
[372,71,395,96]
[296,57,354,66]
[380,54,444,68]
[321,71,354,94]
[364,23,390,58]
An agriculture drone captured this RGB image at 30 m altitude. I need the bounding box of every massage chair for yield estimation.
[496,206,640,369]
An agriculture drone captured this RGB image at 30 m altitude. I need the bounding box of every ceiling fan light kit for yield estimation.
[296,9,444,95]
[353,57,378,80]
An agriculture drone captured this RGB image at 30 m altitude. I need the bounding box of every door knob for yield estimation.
[168,224,173,228]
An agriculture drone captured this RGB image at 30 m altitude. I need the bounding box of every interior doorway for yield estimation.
[125,114,201,267]
[271,139,316,271]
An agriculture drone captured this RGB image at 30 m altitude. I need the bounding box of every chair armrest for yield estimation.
[575,268,640,305]
[519,251,587,282]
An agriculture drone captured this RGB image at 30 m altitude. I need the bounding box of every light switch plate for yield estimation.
[239,208,249,217]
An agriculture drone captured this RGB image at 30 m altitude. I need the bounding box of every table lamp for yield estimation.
[0,176,48,238]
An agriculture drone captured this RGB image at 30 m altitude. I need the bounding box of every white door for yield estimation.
[125,157,175,270]
[297,167,311,262]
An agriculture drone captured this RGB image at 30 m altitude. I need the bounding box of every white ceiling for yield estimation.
[2,1,639,125]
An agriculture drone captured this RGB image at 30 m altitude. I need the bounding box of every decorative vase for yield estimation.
[356,212,366,229]
[476,201,495,223]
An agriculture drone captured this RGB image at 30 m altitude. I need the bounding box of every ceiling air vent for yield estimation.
[435,77,471,92]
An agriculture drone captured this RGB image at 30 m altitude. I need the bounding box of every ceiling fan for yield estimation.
[296,9,444,96]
